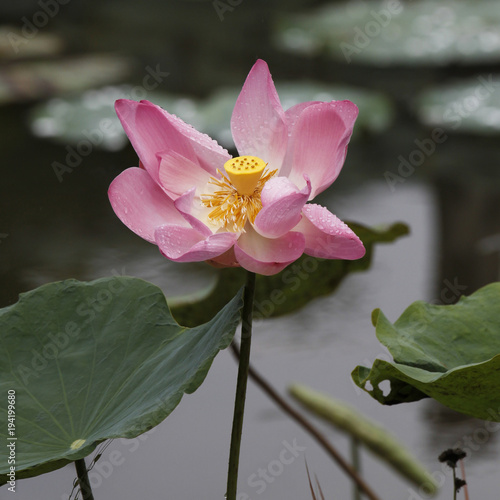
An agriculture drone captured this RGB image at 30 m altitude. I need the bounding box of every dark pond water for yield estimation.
[2,0,500,499]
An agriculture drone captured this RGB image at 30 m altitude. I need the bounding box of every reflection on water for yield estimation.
[424,401,499,461]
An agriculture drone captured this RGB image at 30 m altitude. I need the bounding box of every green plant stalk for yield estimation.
[351,438,362,500]
[289,384,438,494]
[75,458,94,500]
[230,343,381,500]
[226,271,256,500]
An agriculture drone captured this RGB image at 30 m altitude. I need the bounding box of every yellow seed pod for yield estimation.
[223,156,267,196]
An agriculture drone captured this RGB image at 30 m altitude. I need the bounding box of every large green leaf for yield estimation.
[0,277,243,484]
[352,282,500,420]
[170,222,409,327]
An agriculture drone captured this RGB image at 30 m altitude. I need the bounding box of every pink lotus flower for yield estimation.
[109,60,365,275]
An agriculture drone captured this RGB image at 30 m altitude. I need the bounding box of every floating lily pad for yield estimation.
[29,85,200,151]
[416,75,500,134]
[0,26,64,61]
[276,0,500,66]
[29,81,393,151]
[29,85,202,151]
[289,384,437,493]
[352,282,500,421]
[170,222,409,327]
[200,83,395,147]
[0,55,131,105]
[0,277,243,484]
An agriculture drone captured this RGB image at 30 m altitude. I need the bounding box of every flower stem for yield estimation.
[226,271,256,500]
[351,437,362,500]
[230,343,382,500]
[75,458,94,500]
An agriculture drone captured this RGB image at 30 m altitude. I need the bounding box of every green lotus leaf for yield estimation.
[0,277,243,484]
[275,0,500,65]
[199,82,395,148]
[352,282,500,420]
[417,76,500,135]
[170,222,409,327]
[29,85,200,152]
[29,80,394,152]
[0,55,132,106]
